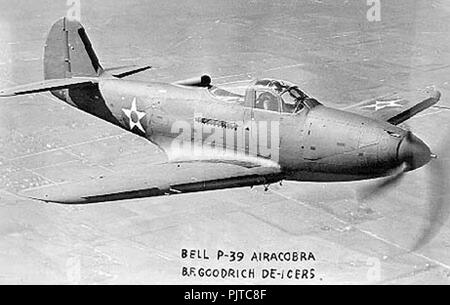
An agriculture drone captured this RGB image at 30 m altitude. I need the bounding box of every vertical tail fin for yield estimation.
[44,17,103,80]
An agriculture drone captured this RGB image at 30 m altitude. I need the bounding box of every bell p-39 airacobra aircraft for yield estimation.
[0,18,442,212]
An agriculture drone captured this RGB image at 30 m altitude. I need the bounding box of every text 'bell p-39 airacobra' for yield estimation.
[0,18,442,213]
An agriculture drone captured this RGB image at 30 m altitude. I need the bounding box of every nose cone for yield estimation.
[398,133,431,171]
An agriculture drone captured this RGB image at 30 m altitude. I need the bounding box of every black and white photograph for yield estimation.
[0,0,449,288]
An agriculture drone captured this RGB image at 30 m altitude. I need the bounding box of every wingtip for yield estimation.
[423,86,441,101]
[0,89,14,97]
[433,90,441,101]
[19,187,86,205]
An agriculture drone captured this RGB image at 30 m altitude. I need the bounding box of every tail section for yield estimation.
[0,17,151,99]
[44,17,103,80]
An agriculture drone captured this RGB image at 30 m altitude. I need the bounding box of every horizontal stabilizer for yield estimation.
[103,65,152,78]
[0,77,98,97]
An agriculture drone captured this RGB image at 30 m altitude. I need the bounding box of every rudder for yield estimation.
[44,17,103,80]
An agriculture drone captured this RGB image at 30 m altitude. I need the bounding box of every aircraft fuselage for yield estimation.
[49,77,429,182]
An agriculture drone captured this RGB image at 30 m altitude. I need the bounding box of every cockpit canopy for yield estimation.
[207,77,321,114]
[248,79,321,114]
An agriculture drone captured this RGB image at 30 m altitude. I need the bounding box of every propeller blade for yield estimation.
[358,164,406,202]
[412,152,450,250]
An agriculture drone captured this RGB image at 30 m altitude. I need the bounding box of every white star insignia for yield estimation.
[122,98,146,133]
[361,98,405,111]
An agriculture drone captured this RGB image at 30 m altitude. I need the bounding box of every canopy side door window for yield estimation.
[243,89,280,158]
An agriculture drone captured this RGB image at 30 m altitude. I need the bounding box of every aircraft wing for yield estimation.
[342,88,441,125]
[0,77,98,97]
[21,161,282,204]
